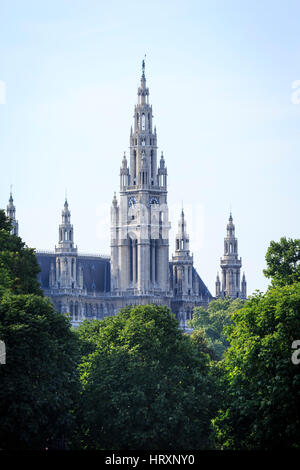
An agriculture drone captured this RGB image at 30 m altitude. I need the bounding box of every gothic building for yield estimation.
[4,62,247,328]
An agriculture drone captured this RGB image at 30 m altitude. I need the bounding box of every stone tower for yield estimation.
[216,213,247,299]
[172,209,193,297]
[52,199,83,291]
[6,190,19,236]
[111,61,170,295]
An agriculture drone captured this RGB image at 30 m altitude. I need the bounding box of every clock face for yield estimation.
[128,196,137,208]
[149,197,159,207]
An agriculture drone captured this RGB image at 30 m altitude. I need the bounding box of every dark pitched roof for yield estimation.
[36,252,110,293]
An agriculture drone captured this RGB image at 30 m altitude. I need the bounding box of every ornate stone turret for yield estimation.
[172,209,193,297]
[56,199,76,254]
[216,213,247,299]
[6,190,19,236]
[120,152,129,190]
[110,60,170,295]
[53,199,81,291]
[241,272,247,298]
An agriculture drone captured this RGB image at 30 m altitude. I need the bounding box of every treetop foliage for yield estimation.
[213,283,300,450]
[264,236,300,287]
[188,297,245,360]
[0,209,42,297]
[73,304,217,450]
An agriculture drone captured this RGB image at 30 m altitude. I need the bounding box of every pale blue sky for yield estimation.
[1,0,300,296]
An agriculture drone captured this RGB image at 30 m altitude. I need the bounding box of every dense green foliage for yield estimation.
[213,285,300,449]
[73,304,218,450]
[0,210,42,297]
[0,210,80,450]
[264,237,300,287]
[188,298,245,360]
[1,209,300,451]
[0,294,80,449]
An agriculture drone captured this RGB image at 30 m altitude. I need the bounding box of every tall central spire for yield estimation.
[111,62,170,295]
[126,60,162,189]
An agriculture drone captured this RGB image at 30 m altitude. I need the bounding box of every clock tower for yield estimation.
[111,61,170,295]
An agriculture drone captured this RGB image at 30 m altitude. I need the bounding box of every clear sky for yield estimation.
[1,0,300,296]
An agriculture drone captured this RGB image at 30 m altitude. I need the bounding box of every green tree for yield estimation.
[0,209,42,297]
[188,298,245,360]
[73,304,217,450]
[264,237,300,287]
[0,209,80,450]
[0,293,80,450]
[213,284,300,450]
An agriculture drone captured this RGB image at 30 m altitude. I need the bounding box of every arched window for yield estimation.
[136,113,139,129]
[142,113,145,130]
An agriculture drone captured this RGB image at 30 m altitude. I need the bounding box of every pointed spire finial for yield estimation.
[142,54,146,78]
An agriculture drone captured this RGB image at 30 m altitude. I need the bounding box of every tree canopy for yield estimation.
[0,209,80,450]
[1,204,299,451]
[264,237,300,287]
[213,284,300,450]
[0,209,42,297]
[0,294,80,449]
[188,298,245,360]
[73,304,218,450]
